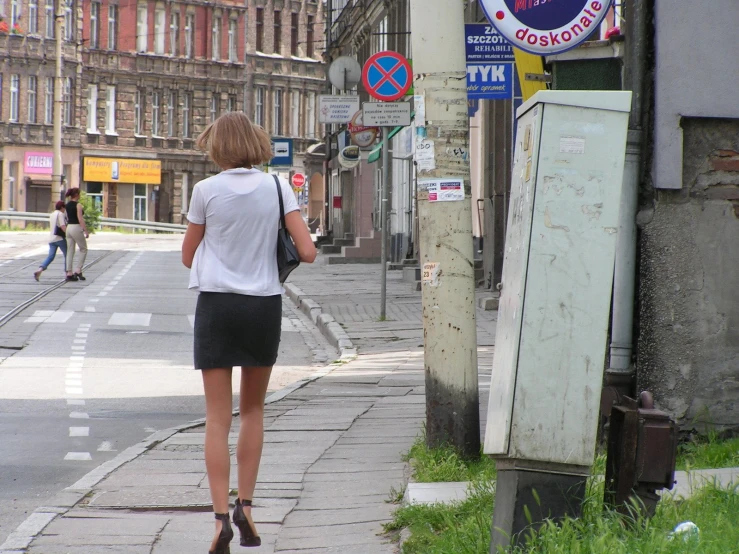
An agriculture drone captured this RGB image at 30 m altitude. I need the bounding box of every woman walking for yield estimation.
[33,201,73,281]
[181,112,316,554]
[64,188,90,282]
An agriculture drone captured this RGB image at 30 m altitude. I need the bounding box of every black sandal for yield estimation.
[75,273,86,281]
[233,499,261,547]
[208,512,234,554]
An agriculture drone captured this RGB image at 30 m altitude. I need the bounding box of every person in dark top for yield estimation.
[64,188,90,281]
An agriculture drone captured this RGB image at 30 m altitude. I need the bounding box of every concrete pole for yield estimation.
[409,0,480,458]
[51,0,64,209]
[380,131,389,320]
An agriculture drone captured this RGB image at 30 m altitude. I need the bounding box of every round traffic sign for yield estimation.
[291,173,306,188]
[362,51,412,102]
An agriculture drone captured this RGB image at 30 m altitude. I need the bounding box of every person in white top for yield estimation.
[33,201,72,281]
[181,111,316,554]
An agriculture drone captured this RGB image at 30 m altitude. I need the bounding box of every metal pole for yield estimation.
[51,0,64,209]
[409,0,480,457]
[379,130,389,320]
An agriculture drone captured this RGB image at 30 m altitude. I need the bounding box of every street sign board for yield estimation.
[465,23,515,63]
[362,102,411,127]
[465,24,515,100]
[270,138,293,167]
[479,0,612,55]
[319,95,361,124]
[467,63,514,100]
[291,173,306,188]
[362,51,412,102]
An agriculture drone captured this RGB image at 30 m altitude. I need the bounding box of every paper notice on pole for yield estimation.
[415,139,435,161]
[414,94,426,127]
[559,136,586,154]
[417,158,436,172]
[423,178,465,202]
[422,262,441,287]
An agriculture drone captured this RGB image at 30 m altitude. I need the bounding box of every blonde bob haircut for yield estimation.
[196,111,273,169]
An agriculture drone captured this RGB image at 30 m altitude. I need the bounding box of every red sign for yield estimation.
[362,51,412,102]
[291,173,306,188]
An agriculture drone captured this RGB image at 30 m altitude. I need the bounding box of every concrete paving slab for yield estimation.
[404,481,470,505]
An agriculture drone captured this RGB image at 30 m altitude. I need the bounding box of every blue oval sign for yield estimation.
[480,0,613,55]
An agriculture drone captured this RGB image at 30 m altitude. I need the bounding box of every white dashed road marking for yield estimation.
[64,452,92,461]
[69,427,90,437]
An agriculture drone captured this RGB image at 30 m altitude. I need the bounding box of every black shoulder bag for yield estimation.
[274,175,300,283]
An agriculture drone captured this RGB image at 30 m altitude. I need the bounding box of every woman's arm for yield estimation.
[182,222,205,268]
[77,204,89,237]
[285,211,317,263]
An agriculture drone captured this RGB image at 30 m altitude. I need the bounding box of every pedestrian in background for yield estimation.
[181,111,316,554]
[64,188,90,282]
[33,201,72,281]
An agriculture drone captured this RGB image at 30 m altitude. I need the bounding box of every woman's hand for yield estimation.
[182,222,205,268]
[285,211,317,263]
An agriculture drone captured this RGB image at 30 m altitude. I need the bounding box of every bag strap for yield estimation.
[273,174,287,230]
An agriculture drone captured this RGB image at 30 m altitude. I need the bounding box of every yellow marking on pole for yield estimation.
[513,49,547,102]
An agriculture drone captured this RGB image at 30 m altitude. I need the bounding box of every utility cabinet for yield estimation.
[484,91,632,468]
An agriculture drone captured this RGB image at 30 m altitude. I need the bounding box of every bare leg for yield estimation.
[237,366,272,531]
[202,368,234,549]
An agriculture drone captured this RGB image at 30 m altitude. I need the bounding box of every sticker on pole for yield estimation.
[422,262,441,287]
[479,0,613,55]
[422,178,465,202]
[362,51,412,102]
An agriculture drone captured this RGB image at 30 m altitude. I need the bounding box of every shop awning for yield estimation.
[367,112,415,164]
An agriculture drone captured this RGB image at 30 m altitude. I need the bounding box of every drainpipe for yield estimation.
[606,0,648,396]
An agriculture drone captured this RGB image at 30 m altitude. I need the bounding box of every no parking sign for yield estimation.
[362,51,412,102]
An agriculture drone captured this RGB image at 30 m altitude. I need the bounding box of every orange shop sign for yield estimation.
[83,157,161,185]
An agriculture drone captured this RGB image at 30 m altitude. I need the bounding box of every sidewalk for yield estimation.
[1,258,495,554]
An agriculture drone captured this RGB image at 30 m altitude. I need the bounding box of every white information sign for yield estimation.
[362,102,411,127]
[415,139,435,162]
[422,178,465,202]
[319,95,361,124]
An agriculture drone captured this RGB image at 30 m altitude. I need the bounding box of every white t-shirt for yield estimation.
[49,210,66,243]
[187,168,300,296]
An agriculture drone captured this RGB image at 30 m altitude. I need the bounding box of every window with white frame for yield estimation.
[152,90,162,136]
[169,9,179,55]
[45,0,54,38]
[212,16,221,60]
[87,84,98,132]
[273,89,283,135]
[105,85,116,133]
[134,184,147,221]
[44,77,53,124]
[227,94,236,112]
[9,74,19,122]
[307,92,316,138]
[64,1,73,41]
[90,2,100,48]
[167,91,176,136]
[28,0,38,34]
[290,91,300,137]
[184,13,194,58]
[255,87,265,127]
[210,93,219,123]
[27,76,37,123]
[136,5,148,52]
[10,0,20,26]
[134,89,144,135]
[8,162,18,210]
[154,8,166,54]
[228,18,237,62]
[183,92,192,138]
[63,77,72,126]
[108,4,117,49]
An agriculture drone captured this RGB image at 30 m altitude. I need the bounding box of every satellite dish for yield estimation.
[329,56,362,91]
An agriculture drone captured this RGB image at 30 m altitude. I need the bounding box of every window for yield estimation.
[307,15,314,58]
[90,2,100,48]
[28,0,38,34]
[134,184,147,221]
[45,0,54,38]
[10,0,20,26]
[86,182,103,211]
[255,87,265,127]
[167,91,176,136]
[64,1,73,41]
[211,16,221,60]
[181,173,190,214]
[273,10,281,54]
[273,89,283,135]
[136,5,148,52]
[290,13,298,56]
[255,8,263,52]
[107,4,117,49]
[183,92,192,138]
[8,162,18,210]
[63,77,73,126]
[152,90,162,136]
[307,92,316,138]
[28,76,37,123]
[86,84,98,132]
[134,89,144,134]
[228,18,237,62]
[154,8,166,54]
[169,9,179,55]
[105,85,116,133]
[10,74,20,122]
[290,90,299,136]
[227,94,236,112]
[210,94,219,123]
[184,13,194,58]
[44,77,53,124]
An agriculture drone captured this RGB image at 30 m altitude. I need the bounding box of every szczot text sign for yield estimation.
[479,0,612,55]
[362,51,412,102]
[465,24,514,100]
[362,102,411,127]
[319,95,361,124]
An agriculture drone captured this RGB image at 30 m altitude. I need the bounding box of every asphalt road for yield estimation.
[0,232,334,543]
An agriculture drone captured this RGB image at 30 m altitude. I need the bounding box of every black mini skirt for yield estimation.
[194,292,282,370]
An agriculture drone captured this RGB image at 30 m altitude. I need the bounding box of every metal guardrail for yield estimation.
[0,211,187,233]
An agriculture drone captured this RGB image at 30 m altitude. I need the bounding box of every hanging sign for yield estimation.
[319,95,360,124]
[479,0,612,55]
[362,51,412,102]
[465,24,515,100]
[348,110,380,148]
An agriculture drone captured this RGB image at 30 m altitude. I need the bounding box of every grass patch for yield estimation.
[404,436,496,483]
[677,430,739,471]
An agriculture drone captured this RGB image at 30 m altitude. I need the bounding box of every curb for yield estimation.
[284,282,357,360]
